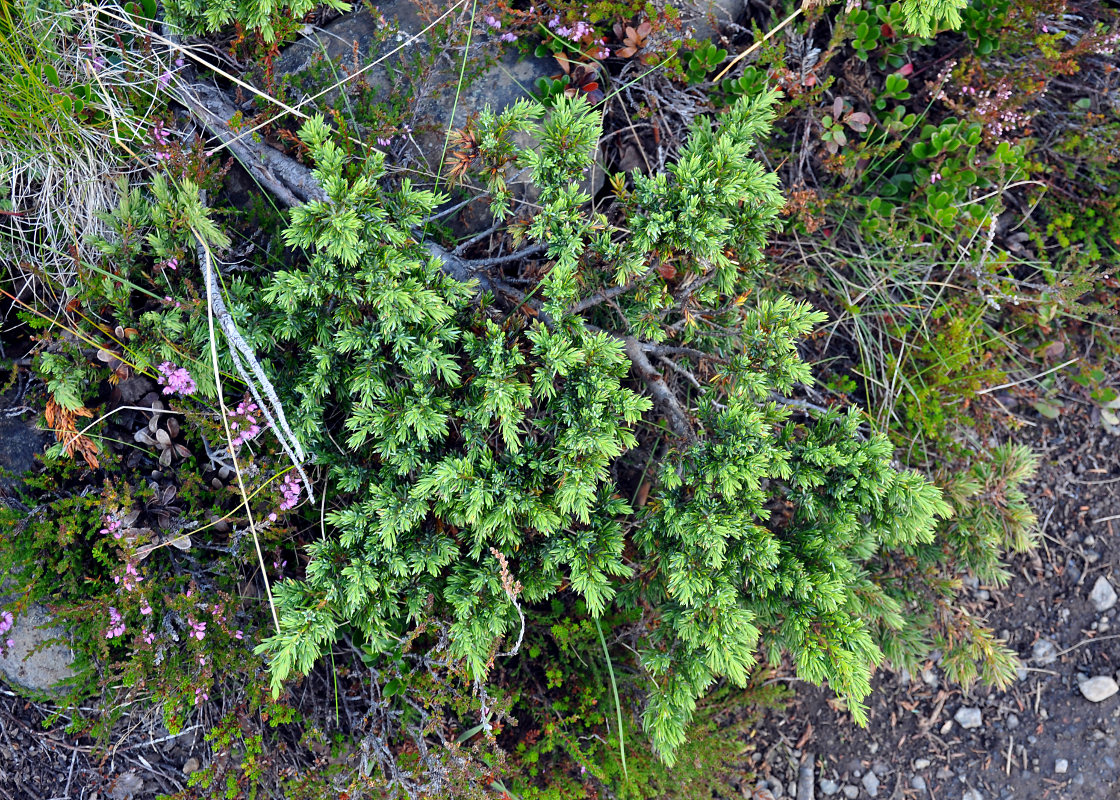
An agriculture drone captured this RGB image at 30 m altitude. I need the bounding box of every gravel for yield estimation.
[954,706,983,729]
[841,786,858,799]
[1079,675,1119,703]
[861,771,880,797]
[1055,758,1069,774]
[1032,638,1059,665]
[1090,575,1117,612]
[819,779,840,796]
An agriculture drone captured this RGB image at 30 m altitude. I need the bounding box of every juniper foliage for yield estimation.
[254,91,957,762]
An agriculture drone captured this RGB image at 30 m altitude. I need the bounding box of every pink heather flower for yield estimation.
[268,512,277,522]
[234,630,243,640]
[279,472,302,511]
[140,598,152,615]
[188,618,206,641]
[595,46,609,59]
[100,516,123,539]
[144,631,156,644]
[115,561,143,592]
[230,400,263,447]
[500,32,518,42]
[163,257,178,271]
[157,361,197,396]
[174,57,185,68]
[106,607,126,639]
[158,70,171,88]
[0,611,13,635]
[930,172,942,183]
[377,137,392,147]
[484,14,500,28]
[194,686,208,705]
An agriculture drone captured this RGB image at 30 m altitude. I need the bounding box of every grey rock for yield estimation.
[182,757,201,775]
[0,604,76,692]
[1006,713,1019,730]
[871,761,888,776]
[913,759,931,770]
[921,667,939,688]
[797,758,815,800]
[0,415,49,492]
[273,2,581,237]
[1054,758,1068,775]
[1079,675,1119,703]
[756,777,783,798]
[962,791,983,800]
[936,767,955,781]
[819,779,840,796]
[109,771,145,800]
[953,706,983,730]
[911,776,927,792]
[689,0,746,41]
[861,771,880,797]
[1090,576,1117,612]
[841,786,858,799]
[1032,638,1058,665]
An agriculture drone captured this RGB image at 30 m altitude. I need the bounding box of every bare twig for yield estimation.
[623,336,695,440]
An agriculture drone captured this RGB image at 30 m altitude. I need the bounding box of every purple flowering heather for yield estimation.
[157,361,197,396]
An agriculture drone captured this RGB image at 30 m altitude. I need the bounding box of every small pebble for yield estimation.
[1091,576,1118,613]
[756,778,783,799]
[954,706,983,730]
[962,790,984,800]
[819,779,840,796]
[861,771,880,797]
[1055,758,1069,775]
[911,776,927,792]
[976,590,990,601]
[842,786,858,799]
[1080,676,1119,703]
[936,767,955,781]
[182,757,200,776]
[940,720,953,735]
[913,758,931,770]
[1006,713,1019,730]
[1032,638,1058,665]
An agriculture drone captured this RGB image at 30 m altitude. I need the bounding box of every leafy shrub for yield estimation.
[251,90,959,763]
[164,0,349,43]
